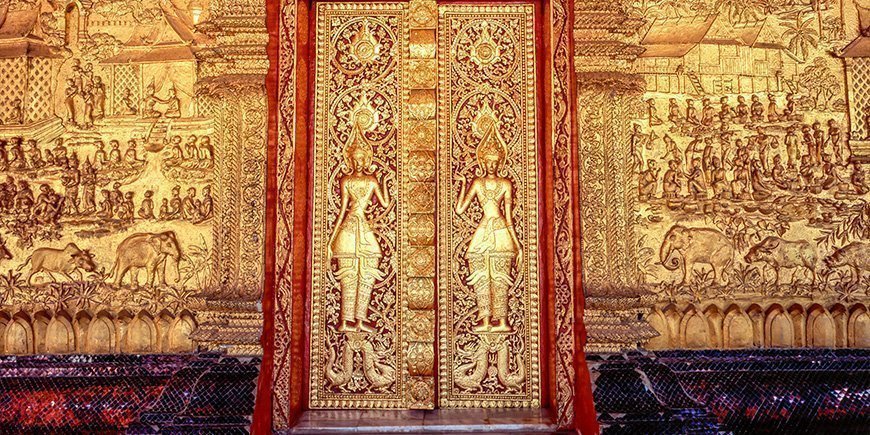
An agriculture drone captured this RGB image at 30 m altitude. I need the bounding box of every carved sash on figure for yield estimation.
[309,3,406,408]
[437,5,541,408]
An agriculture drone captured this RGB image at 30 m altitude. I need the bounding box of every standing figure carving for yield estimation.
[455,102,522,333]
[329,102,390,333]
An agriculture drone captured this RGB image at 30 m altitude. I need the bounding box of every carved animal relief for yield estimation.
[0,0,267,355]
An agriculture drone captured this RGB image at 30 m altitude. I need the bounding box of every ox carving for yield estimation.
[745,237,818,286]
[824,242,870,284]
[18,243,97,285]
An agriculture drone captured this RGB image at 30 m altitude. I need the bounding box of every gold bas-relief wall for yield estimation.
[575,0,869,351]
[0,0,266,355]
[307,1,541,409]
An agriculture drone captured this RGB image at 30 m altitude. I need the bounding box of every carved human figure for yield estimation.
[142,84,162,118]
[92,76,106,119]
[198,135,214,161]
[638,159,659,200]
[328,110,389,333]
[138,190,155,219]
[80,159,97,214]
[455,103,522,333]
[120,88,138,115]
[163,87,182,118]
[64,79,78,126]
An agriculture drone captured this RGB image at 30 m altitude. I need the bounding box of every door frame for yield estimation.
[255,0,597,432]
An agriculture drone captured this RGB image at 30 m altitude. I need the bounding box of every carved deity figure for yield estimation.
[455,102,522,333]
[328,104,389,333]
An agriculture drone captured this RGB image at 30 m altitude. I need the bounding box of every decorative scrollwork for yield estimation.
[438,5,540,408]
[309,2,407,409]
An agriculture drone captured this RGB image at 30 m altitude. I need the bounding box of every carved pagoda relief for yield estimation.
[573,0,869,351]
[438,5,541,408]
[309,3,406,408]
[0,0,268,355]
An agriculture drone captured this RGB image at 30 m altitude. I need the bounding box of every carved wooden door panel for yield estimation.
[308,0,540,410]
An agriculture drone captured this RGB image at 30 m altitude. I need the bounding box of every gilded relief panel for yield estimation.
[437,5,541,407]
[0,0,267,354]
[309,3,406,408]
[576,0,869,350]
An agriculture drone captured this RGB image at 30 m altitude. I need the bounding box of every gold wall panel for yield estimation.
[437,4,541,408]
[574,3,869,352]
[309,2,408,409]
[0,0,266,355]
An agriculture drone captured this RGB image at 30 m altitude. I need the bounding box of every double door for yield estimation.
[308,0,541,409]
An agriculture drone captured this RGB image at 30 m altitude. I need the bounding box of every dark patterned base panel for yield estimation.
[0,353,258,434]
[589,349,870,435]
[2,349,868,433]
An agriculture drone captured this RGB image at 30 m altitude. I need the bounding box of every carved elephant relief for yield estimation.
[659,225,734,285]
[112,231,183,287]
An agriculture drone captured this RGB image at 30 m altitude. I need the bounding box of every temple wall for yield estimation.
[0,0,266,355]
[575,0,870,351]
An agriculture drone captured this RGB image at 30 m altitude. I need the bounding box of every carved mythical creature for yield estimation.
[18,243,96,285]
[744,236,818,286]
[112,231,182,287]
[325,333,395,390]
[328,97,390,333]
[659,225,734,286]
[454,335,525,391]
[455,102,522,333]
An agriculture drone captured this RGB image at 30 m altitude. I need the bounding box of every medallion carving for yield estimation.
[437,5,540,408]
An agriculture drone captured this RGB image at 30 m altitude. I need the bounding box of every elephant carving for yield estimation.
[112,231,182,286]
[659,225,734,285]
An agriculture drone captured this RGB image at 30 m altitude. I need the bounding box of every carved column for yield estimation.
[406,0,437,409]
[574,1,657,352]
[188,0,268,355]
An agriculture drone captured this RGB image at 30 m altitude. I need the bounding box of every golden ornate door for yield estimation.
[308,0,540,410]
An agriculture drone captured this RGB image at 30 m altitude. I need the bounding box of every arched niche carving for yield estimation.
[746,304,764,347]
[703,305,724,348]
[807,305,835,348]
[32,311,51,354]
[0,312,11,353]
[74,311,93,353]
[167,311,196,353]
[115,310,134,353]
[645,309,671,349]
[723,305,753,349]
[830,304,848,348]
[788,304,806,347]
[765,305,793,348]
[157,310,175,353]
[680,306,710,349]
[87,312,116,354]
[6,312,34,355]
[126,312,157,354]
[46,311,76,354]
[662,304,681,345]
[849,305,870,348]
